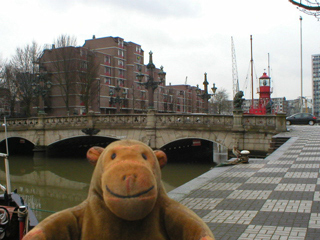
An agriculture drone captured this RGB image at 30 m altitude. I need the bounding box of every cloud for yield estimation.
[1,0,320,101]
[44,0,202,19]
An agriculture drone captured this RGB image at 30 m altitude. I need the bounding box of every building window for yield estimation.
[118,59,124,67]
[105,77,111,85]
[118,69,124,77]
[118,49,124,57]
[118,39,124,47]
[117,79,124,87]
[105,56,110,64]
[80,49,87,56]
[81,61,87,69]
[109,87,115,96]
[123,88,128,98]
[105,67,111,75]
[136,64,141,71]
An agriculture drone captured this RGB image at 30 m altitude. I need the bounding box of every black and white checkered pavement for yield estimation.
[168,126,320,240]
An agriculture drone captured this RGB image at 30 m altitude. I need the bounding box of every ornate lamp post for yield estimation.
[196,73,217,113]
[136,51,166,110]
[110,85,127,113]
[32,68,52,114]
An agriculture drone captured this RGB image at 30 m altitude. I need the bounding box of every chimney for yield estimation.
[52,44,55,49]
[93,35,96,39]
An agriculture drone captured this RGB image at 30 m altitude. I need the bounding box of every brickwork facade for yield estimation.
[39,36,207,116]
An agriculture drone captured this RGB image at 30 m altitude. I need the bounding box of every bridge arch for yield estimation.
[160,137,228,164]
[0,113,287,158]
[46,136,120,157]
[0,137,35,155]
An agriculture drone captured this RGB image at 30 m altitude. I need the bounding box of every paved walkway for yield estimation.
[168,126,320,240]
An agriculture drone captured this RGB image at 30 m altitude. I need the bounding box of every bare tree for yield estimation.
[78,50,100,114]
[0,58,4,86]
[41,35,100,115]
[211,88,232,114]
[54,34,77,48]
[1,63,19,116]
[10,41,42,116]
[12,41,42,73]
[0,59,10,116]
[46,35,78,114]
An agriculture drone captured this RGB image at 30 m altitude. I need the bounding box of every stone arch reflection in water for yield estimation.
[0,140,215,221]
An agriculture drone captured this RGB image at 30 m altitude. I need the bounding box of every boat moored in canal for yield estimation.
[0,117,38,239]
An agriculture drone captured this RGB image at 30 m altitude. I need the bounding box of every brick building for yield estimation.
[242,97,288,114]
[312,54,320,117]
[39,36,208,116]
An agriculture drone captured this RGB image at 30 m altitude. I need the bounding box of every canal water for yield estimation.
[0,155,214,222]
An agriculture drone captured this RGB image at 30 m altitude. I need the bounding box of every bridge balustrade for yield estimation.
[2,114,148,130]
[1,113,283,131]
[0,113,287,153]
[243,115,277,130]
[155,114,234,130]
[94,115,147,126]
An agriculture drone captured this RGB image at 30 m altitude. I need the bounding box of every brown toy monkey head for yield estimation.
[87,139,167,221]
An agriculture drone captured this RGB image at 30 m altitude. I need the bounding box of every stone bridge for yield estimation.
[0,111,287,162]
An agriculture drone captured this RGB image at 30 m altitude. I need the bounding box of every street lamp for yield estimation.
[136,51,166,110]
[32,68,52,114]
[196,73,217,113]
[300,16,304,113]
[109,85,127,113]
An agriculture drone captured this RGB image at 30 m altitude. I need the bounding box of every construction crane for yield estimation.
[231,36,240,98]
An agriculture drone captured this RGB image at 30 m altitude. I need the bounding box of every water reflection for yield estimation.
[0,155,213,221]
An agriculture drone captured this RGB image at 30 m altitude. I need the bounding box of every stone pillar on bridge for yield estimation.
[232,110,245,150]
[86,111,95,128]
[145,110,157,149]
[275,112,287,132]
[33,114,47,158]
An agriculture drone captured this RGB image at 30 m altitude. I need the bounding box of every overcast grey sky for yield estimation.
[1,0,320,100]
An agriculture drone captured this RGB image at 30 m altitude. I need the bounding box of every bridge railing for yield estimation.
[155,113,285,131]
[0,113,286,132]
[0,114,148,130]
[243,115,277,129]
[155,114,234,130]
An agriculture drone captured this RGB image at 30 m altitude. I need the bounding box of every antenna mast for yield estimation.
[231,37,240,97]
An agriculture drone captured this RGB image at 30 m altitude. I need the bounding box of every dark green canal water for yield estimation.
[0,155,214,221]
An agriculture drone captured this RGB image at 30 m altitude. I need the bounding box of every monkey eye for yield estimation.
[111,153,116,160]
[142,153,147,160]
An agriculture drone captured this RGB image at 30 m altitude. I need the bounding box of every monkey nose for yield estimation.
[123,174,137,193]
[122,174,137,181]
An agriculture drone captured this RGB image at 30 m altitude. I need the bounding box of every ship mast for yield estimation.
[250,35,254,108]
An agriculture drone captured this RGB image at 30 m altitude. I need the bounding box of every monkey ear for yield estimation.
[87,147,104,166]
[154,150,167,169]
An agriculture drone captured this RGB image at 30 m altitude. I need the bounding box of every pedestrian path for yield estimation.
[168,126,320,240]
